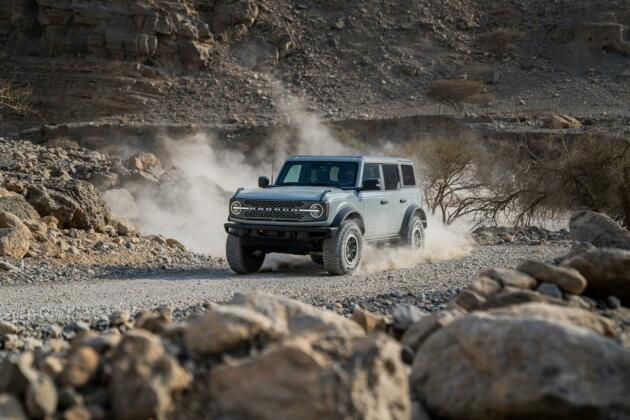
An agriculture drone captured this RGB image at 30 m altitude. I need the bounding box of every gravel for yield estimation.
[0,242,571,328]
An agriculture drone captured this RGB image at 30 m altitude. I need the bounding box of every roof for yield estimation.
[285,155,413,164]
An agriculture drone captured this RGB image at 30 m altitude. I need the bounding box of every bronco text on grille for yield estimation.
[240,199,307,221]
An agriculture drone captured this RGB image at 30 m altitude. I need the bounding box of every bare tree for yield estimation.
[0,79,32,115]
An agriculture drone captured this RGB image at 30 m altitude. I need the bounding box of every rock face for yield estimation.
[0,0,258,69]
[26,179,109,230]
[210,332,410,420]
[569,210,630,250]
[411,313,630,420]
[0,195,40,222]
[0,211,31,258]
[563,248,630,304]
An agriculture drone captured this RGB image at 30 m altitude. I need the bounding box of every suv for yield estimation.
[224,156,427,275]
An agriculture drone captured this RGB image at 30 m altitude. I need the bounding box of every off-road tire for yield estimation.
[226,235,265,274]
[323,220,363,275]
[310,253,324,265]
[402,215,426,249]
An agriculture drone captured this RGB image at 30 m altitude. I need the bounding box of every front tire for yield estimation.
[323,220,363,275]
[226,235,265,274]
[403,215,425,249]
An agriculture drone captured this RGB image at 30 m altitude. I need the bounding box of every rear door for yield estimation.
[382,163,405,235]
[358,163,388,239]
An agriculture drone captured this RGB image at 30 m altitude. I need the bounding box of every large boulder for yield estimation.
[210,332,410,420]
[517,260,587,294]
[212,0,259,33]
[411,313,630,420]
[0,394,28,420]
[227,293,365,338]
[569,210,630,250]
[563,248,630,304]
[0,195,39,222]
[0,212,31,258]
[26,179,109,230]
[110,330,190,420]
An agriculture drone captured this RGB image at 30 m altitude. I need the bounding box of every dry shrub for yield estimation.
[404,134,630,227]
[425,79,485,113]
[476,28,525,55]
[47,137,81,150]
[0,79,32,115]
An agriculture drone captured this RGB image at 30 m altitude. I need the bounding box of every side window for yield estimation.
[401,164,416,187]
[284,164,302,183]
[362,163,381,182]
[382,164,400,190]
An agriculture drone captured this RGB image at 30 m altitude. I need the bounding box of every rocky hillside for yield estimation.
[1,0,629,135]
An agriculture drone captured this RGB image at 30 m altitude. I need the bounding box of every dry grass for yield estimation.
[425,79,486,113]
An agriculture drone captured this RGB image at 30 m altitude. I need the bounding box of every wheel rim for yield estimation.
[344,234,360,266]
[412,226,424,249]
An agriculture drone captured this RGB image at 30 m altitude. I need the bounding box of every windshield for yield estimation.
[275,161,359,188]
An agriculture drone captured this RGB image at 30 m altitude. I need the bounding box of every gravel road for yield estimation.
[0,242,571,326]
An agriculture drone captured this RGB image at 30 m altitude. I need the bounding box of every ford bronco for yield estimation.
[224,156,427,275]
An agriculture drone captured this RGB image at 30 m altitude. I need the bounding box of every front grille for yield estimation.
[241,199,307,221]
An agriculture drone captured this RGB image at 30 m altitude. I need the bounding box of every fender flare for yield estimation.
[400,206,427,235]
[331,207,365,233]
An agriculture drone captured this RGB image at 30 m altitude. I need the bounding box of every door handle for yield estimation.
[400,199,408,203]
[380,200,389,205]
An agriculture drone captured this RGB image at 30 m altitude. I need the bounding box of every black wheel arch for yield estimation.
[400,206,427,236]
[331,207,365,234]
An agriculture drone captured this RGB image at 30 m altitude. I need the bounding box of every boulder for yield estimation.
[212,0,259,33]
[210,332,410,420]
[0,195,39,221]
[350,308,388,333]
[0,320,20,335]
[126,152,162,173]
[543,113,581,129]
[569,210,630,250]
[411,313,630,419]
[60,346,100,387]
[477,288,564,310]
[25,373,58,419]
[517,260,587,294]
[110,330,190,420]
[0,394,28,420]
[392,304,426,331]
[227,293,365,338]
[488,302,618,337]
[185,305,284,355]
[26,179,109,230]
[563,248,630,304]
[87,172,119,192]
[468,276,502,297]
[0,353,37,397]
[402,308,466,353]
[0,212,31,259]
[480,268,537,289]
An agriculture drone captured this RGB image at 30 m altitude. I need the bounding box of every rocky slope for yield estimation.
[1,0,629,137]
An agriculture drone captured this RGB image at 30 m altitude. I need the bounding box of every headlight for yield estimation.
[230,200,242,215]
[309,203,324,218]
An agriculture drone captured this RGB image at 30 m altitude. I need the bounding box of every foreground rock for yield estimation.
[210,332,410,420]
[569,210,630,249]
[0,212,31,259]
[563,248,630,304]
[411,313,630,419]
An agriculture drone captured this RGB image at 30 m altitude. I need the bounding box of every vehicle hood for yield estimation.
[234,186,341,201]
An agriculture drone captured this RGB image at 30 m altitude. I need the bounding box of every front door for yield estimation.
[358,163,389,239]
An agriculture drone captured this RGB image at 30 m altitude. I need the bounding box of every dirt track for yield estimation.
[0,242,570,326]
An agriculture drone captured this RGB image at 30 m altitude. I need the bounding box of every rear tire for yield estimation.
[226,235,265,274]
[323,220,363,275]
[402,215,425,249]
[310,253,324,265]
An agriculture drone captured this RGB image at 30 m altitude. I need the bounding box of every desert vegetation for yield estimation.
[407,134,630,227]
[425,79,486,114]
[0,79,32,116]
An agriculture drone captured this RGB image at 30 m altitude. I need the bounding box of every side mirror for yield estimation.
[362,178,381,191]
[258,176,270,188]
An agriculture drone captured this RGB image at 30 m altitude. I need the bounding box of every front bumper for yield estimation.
[224,222,337,254]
